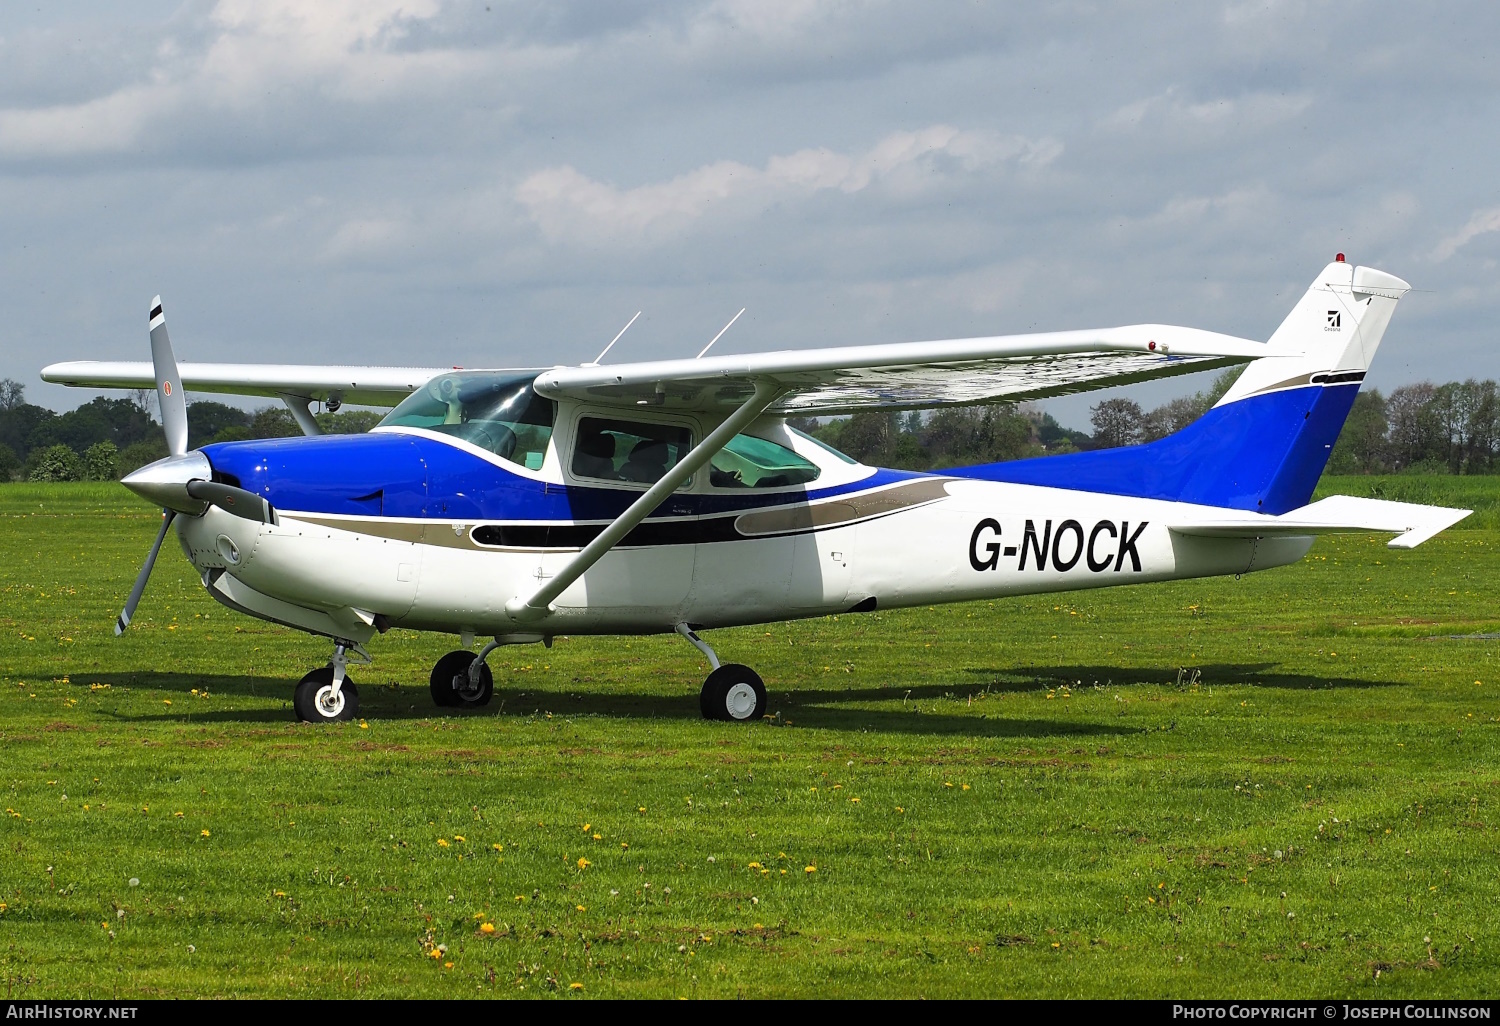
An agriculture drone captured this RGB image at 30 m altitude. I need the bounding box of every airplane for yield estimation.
[42,255,1470,724]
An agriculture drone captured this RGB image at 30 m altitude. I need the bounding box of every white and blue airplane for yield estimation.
[43,256,1469,724]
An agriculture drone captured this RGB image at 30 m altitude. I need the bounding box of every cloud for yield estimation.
[516,126,1061,244]
[1431,206,1500,262]
[0,0,475,160]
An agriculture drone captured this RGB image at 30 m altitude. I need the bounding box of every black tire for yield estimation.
[430,650,494,708]
[293,667,359,723]
[700,663,766,722]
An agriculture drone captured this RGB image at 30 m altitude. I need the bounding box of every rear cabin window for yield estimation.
[710,434,821,489]
[379,372,555,471]
[572,418,693,485]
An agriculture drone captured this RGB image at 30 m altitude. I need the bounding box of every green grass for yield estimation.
[1,479,1498,998]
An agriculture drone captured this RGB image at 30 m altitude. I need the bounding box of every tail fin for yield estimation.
[949,258,1411,514]
[1215,257,1409,406]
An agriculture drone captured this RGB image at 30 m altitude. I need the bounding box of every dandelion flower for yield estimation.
[443,962,453,969]
[480,922,496,935]
[582,823,591,832]
[453,835,465,843]
[570,983,583,991]
[592,833,601,840]
[437,838,450,847]
[576,904,586,911]
[174,811,184,818]
[163,700,172,705]
[944,782,953,788]
[849,797,860,803]
[961,784,971,791]
[359,721,369,730]
[638,807,646,813]
[805,865,816,874]
[577,857,591,869]
[200,830,210,838]
[492,843,504,852]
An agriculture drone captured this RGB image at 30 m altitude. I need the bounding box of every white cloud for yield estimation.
[0,0,471,159]
[1431,206,1500,262]
[516,126,1061,244]
[1103,87,1312,136]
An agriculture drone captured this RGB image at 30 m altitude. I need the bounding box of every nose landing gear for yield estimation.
[675,623,767,722]
[294,641,365,723]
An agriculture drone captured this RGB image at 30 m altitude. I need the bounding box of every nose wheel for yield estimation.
[293,641,367,723]
[294,667,360,722]
[430,649,494,708]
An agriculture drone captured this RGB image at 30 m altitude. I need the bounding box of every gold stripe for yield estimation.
[733,478,952,537]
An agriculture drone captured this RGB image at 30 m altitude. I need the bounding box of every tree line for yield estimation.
[0,379,380,482]
[5,370,1496,482]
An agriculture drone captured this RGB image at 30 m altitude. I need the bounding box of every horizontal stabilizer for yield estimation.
[1169,495,1471,549]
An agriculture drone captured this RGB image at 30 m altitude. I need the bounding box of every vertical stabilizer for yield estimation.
[1216,258,1410,406]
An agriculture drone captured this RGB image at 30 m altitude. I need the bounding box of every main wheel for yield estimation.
[293,667,360,723]
[700,663,767,722]
[430,650,494,708]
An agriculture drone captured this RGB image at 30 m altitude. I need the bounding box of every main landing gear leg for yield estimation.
[293,640,365,723]
[675,623,766,723]
[430,641,496,709]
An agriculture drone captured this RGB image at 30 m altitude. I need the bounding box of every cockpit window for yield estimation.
[710,433,821,488]
[788,426,857,465]
[571,417,693,485]
[379,372,555,470]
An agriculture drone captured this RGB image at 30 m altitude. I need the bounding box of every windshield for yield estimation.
[379,371,555,470]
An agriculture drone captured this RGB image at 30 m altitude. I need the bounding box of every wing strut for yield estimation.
[279,393,323,436]
[505,379,784,623]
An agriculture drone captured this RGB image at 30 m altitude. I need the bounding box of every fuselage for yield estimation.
[176,409,1310,642]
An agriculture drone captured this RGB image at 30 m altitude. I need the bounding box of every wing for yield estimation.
[533,324,1281,414]
[40,361,465,408]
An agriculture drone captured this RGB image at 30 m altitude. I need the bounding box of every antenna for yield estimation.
[697,308,745,359]
[587,311,641,366]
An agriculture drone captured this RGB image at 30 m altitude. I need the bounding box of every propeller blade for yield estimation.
[185,480,278,525]
[149,296,188,457]
[116,509,177,636]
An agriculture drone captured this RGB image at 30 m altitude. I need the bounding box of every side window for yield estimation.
[572,418,693,486]
[710,433,821,489]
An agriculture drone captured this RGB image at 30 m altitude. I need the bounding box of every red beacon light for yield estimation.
[1335,253,1345,262]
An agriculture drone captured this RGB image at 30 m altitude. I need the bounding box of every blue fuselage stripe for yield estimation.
[946,384,1357,514]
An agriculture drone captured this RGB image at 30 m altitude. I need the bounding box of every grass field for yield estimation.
[1,476,1498,999]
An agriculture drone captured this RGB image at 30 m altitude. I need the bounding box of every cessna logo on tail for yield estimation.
[969,518,1147,573]
[1326,310,1342,330]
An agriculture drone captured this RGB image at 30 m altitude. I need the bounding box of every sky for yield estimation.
[3,0,1498,430]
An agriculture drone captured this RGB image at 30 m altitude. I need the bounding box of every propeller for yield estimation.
[116,296,281,635]
[186,480,278,525]
[116,297,196,634]
[149,295,188,457]
[116,509,177,636]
